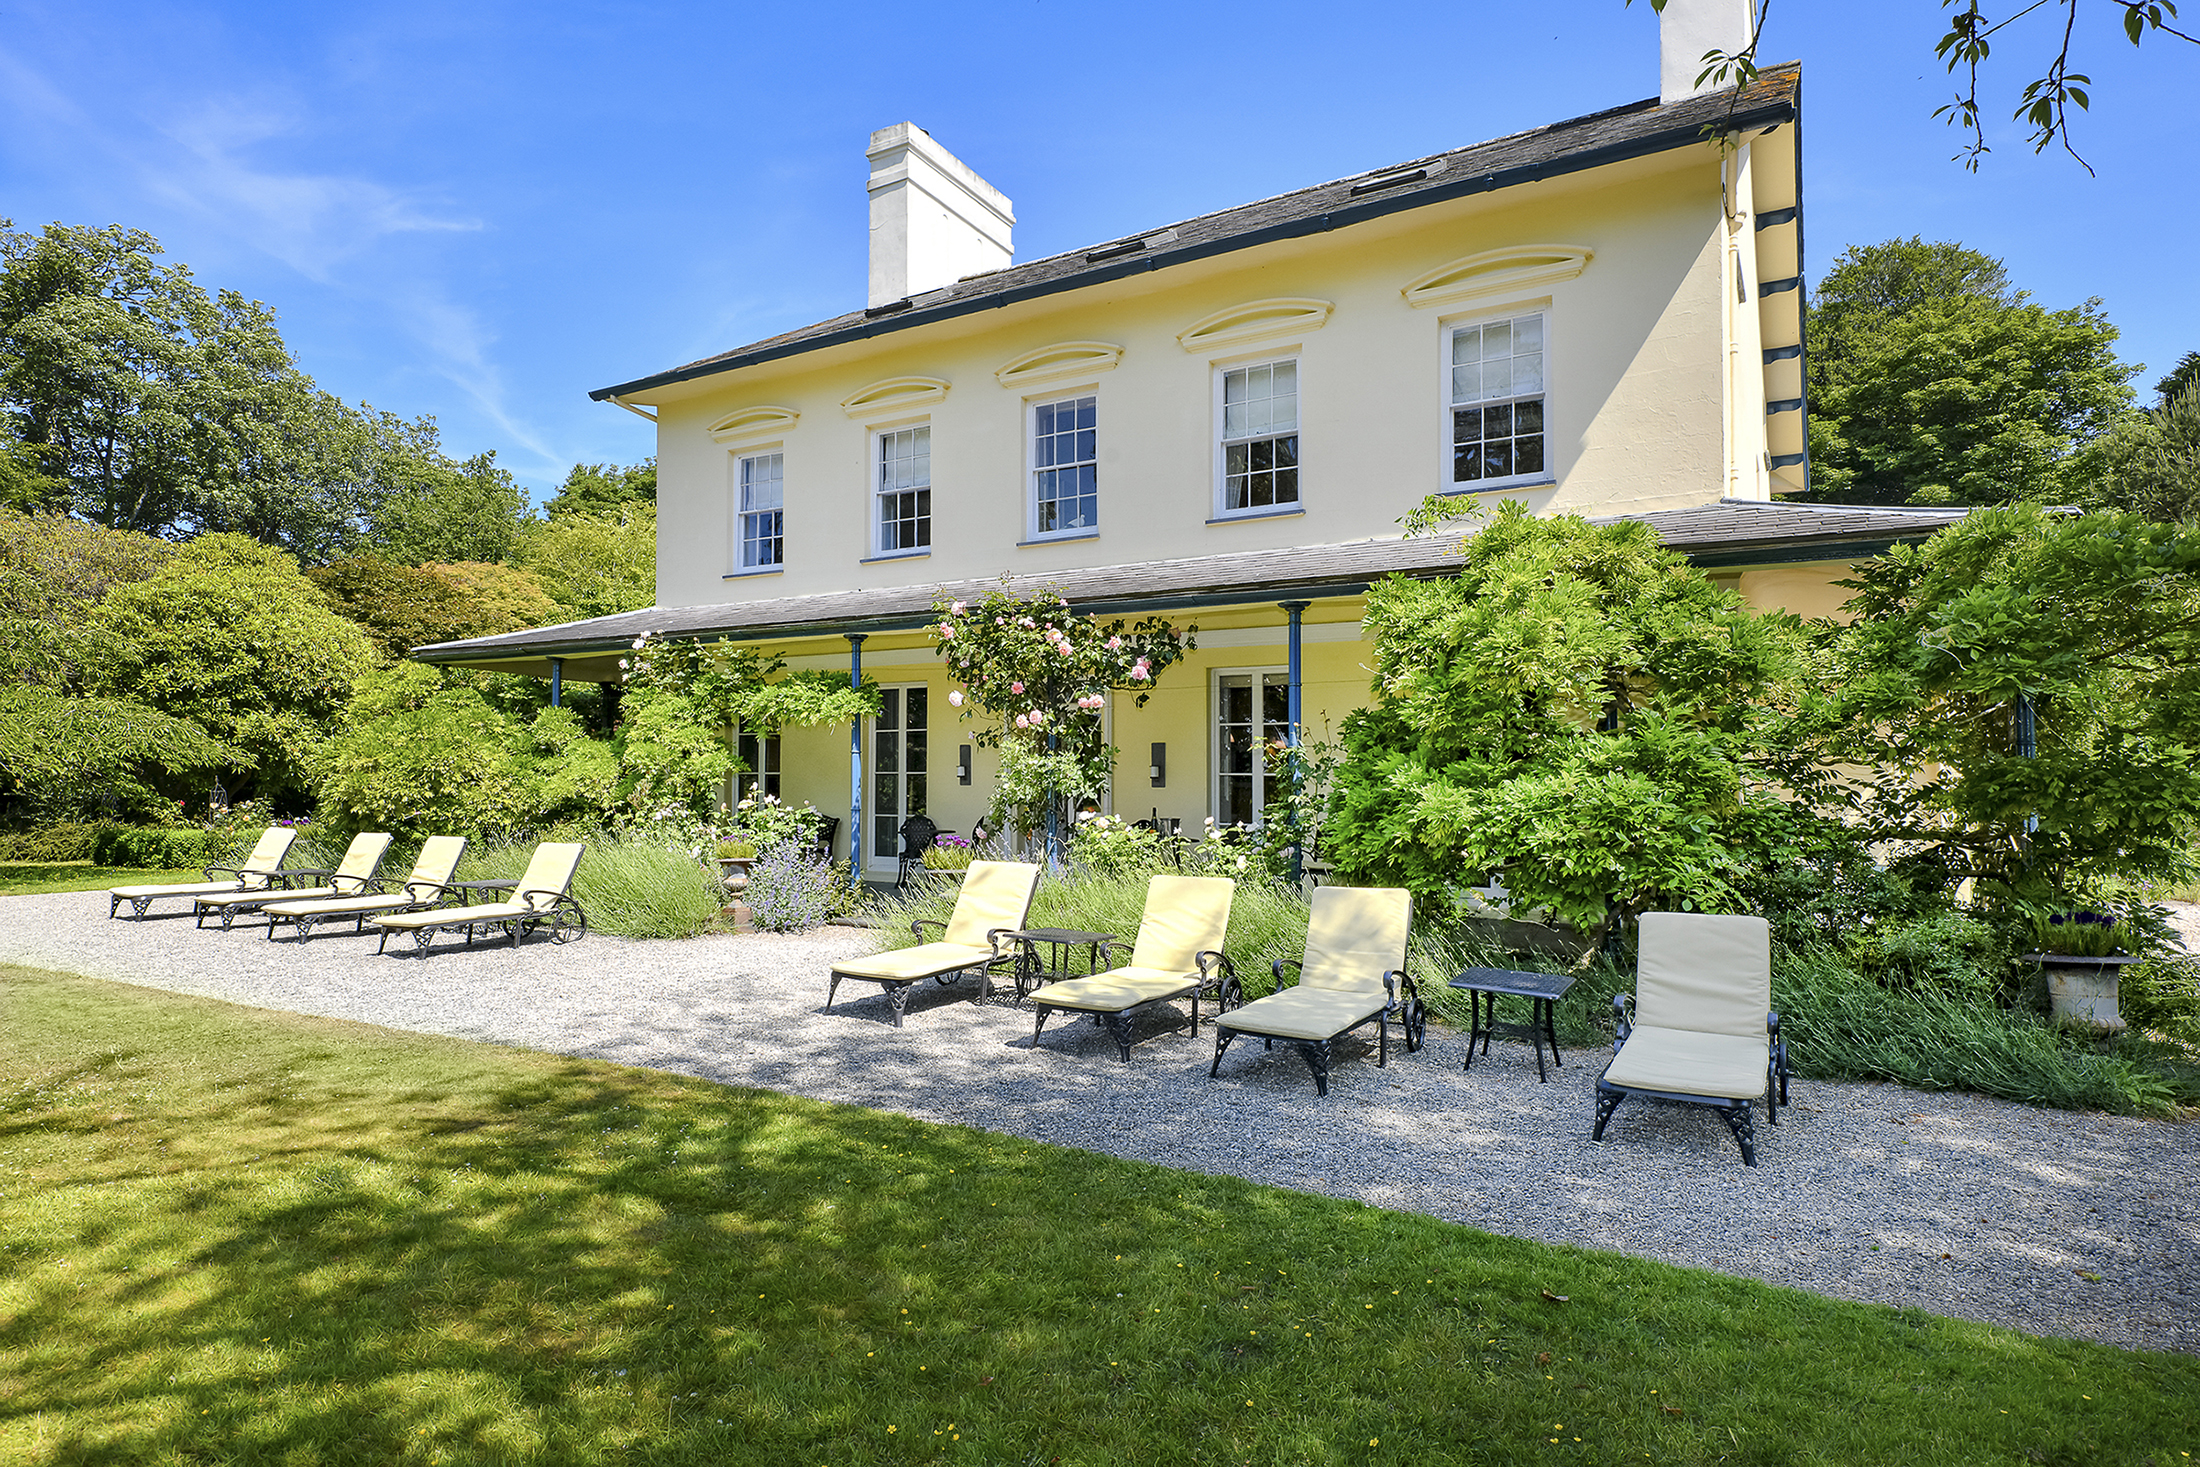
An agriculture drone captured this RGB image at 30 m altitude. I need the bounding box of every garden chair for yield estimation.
[107,826,300,919]
[1208,885,1424,1095]
[193,831,392,930]
[895,814,940,890]
[1592,911,1789,1166]
[368,842,587,958]
[824,859,1041,1026]
[262,836,470,943]
[1029,874,1236,1062]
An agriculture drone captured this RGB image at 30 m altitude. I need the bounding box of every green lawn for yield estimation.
[2,963,2193,1466]
[0,862,209,897]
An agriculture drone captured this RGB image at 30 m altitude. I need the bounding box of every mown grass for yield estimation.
[0,863,210,897]
[3,962,2194,1467]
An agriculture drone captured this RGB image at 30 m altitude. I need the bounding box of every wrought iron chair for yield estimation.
[1209,885,1424,1095]
[895,814,940,889]
[108,826,300,919]
[1592,912,1789,1166]
[369,841,588,958]
[1029,874,1237,1062]
[803,815,840,866]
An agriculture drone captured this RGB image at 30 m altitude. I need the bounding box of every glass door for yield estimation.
[1215,671,1289,829]
[869,685,928,869]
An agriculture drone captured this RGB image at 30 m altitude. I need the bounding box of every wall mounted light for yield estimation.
[958,745,973,785]
[1149,742,1166,788]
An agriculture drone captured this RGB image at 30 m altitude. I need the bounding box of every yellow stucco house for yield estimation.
[419,0,1964,879]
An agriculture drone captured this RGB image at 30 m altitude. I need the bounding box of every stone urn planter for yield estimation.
[2024,952,2140,1033]
[716,856,755,892]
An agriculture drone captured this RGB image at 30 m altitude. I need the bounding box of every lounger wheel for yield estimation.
[1403,997,1427,1052]
[549,905,588,944]
[1215,977,1243,1013]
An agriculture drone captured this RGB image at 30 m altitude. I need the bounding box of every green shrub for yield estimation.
[0,823,106,861]
[1842,910,2008,1002]
[88,826,215,869]
[461,834,722,940]
[2122,952,2200,1045]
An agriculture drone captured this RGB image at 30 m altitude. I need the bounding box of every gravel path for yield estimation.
[4,891,2195,1356]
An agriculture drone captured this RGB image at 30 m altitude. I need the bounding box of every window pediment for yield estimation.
[840,375,951,417]
[1175,298,1333,352]
[707,404,800,443]
[1400,245,1593,309]
[993,341,1124,388]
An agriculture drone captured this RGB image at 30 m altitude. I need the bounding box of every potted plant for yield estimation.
[716,838,759,891]
[2024,910,2140,1032]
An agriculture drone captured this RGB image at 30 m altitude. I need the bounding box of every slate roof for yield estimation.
[413,498,1956,664]
[591,64,1803,402]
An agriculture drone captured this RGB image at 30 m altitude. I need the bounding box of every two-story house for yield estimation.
[419,0,1965,879]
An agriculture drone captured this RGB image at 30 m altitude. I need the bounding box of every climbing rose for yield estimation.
[948,690,964,707]
[1011,681,1024,694]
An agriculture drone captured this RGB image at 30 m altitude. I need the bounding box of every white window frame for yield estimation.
[1442,307,1550,494]
[1026,390,1100,540]
[871,422,932,558]
[1212,357,1302,519]
[1209,665,1290,829]
[733,450,785,569]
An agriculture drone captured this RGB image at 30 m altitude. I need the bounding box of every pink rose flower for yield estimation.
[1011,681,1024,694]
[1014,713,1030,728]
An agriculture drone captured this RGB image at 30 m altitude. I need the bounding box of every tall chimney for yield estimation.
[865,124,1014,308]
[1660,0,1757,105]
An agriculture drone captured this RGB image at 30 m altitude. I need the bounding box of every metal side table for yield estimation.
[1450,967,1576,1082]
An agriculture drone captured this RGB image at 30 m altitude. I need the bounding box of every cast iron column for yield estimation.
[1280,600,1310,883]
[848,634,867,884]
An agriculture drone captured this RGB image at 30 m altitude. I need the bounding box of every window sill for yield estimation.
[1442,477,1555,496]
[1206,506,1306,525]
[722,565,786,580]
[860,549,931,564]
[1017,530,1100,547]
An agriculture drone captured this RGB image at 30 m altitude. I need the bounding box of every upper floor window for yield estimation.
[1218,359,1299,515]
[1449,312,1545,489]
[876,425,931,554]
[737,452,784,568]
[1031,394,1097,537]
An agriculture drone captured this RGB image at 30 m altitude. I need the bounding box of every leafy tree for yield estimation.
[545,459,656,518]
[0,221,397,556]
[308,663,617,842]
[1826,503,2200,905]
[0,509,171,687]
[1806,238,2135,507]
[2071,383,2200,524]
[1324,501,1819,939]
[85,534,374,804]
[308,555,562,659]
[2156,350,2200,406]
[367,443,533,566]
[0,684,229,825]
[517,501,656,619]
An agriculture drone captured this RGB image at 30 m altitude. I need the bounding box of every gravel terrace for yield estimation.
[4,890,2195,1355]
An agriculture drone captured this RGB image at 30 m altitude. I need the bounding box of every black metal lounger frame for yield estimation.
[1591,993,1790,1166]
[1209,958,1428,1096]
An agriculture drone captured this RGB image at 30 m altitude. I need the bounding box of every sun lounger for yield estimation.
[1209,885,1423,1095]
[369,842,586,957]
[1030,874,1236,1061]
[1592,911,1788,1166]
[194,831,392,930]
[825,859,1041,1026]
[107,826,299,919]
[262,836,470,942]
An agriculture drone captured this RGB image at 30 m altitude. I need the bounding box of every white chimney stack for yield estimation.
[1659,0,1758,105]
[865,123,1014,308]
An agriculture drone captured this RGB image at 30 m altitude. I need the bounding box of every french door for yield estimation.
[869,684,928,869]
[1214,671,1289,828]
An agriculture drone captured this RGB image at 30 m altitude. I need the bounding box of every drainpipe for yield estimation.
[848,634,867,885]
[547,657,563,709]
[1280,600,1310,883]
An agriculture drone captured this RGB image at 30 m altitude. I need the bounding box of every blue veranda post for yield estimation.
[847,634,867,885]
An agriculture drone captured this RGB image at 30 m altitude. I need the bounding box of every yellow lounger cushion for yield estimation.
[199,884,334,908]
[1298,886,1412,991]
[1216,985,1386,1042]
[110,879,265,899]
[265,892,417,919]
[1035,966,1203,1013]
[1634,912,1771,1039]
[1603,1025,1769,1100]
[375,901,533,931]
[939,861,1042,946]
[832,942,998,983]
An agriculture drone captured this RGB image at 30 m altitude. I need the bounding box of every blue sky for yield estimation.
[4,0,2193,501]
